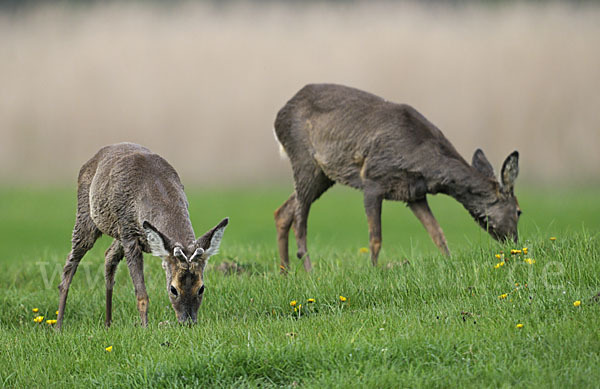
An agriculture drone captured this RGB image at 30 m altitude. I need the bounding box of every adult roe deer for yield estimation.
[274,84,520,271]
[57,143,228,329]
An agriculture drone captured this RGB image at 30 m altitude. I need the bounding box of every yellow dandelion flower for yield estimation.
[500,261,505,267]
[498,294,508,299]
[56,310,59,315]
[524,258,536,264]
[32,308,39,313]
[290,300,297,307]
[515,282,519,287]
[574,300,581,307]
[33,316,44,323]
[339,295,347,302]
[516,323,524,329]
[105,346,113,352]
[495,254,502,259]
[494,263,501,269]
[358,247,369,254]
[549,237,556,241]
[46,319,57,325]
[307,298,315,303]
[522,247,528,255]
[510,249,522,255]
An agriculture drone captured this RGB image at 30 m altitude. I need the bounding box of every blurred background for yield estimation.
[1,0,599,187]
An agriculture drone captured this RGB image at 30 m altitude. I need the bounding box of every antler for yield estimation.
[173,246,188,264]
[189,248,205,263]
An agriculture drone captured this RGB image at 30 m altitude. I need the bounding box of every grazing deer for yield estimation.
[274,84,520,271]
[56,143,228,329]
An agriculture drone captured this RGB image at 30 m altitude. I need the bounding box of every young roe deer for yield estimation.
[57,143,228,329]
[274,84,520,271]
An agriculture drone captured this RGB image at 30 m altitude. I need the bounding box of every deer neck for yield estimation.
[140,207,196,248]
[160,213,196,247]
[435,159,498,217]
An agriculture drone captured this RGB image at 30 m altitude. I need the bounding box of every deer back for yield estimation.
[84,142,196,247]
[275,84,470,202]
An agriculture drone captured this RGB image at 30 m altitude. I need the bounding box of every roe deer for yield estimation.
[57,143,228,329]
[274,84,520,271]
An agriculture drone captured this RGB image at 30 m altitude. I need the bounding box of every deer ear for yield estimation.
[196,217,229,259]
[501,151,519,192]
[472,149,495,179]
[143,221,170,258]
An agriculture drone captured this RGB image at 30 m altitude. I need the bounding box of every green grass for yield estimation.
[1,185,599,388]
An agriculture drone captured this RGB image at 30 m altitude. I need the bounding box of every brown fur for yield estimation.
[57,143,228,329]
[274,84,520,270]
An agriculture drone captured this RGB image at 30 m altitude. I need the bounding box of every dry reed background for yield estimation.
[0,2,599,186]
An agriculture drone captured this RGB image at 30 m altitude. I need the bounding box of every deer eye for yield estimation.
[170,285,178,297]
[198,285,205,295]
[517,210,522,217]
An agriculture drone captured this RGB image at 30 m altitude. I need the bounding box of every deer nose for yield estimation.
[177,312,191,323]
[177,311,198,325]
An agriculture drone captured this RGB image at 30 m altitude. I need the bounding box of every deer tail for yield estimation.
[273,127,288,160]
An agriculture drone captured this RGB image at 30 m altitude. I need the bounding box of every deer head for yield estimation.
[471,149,521,243]
[143,217,229,323]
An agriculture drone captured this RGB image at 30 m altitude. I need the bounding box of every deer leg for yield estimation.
[293,200,313,272]
[274,192,297,274]
[408,198,451,256]
[56,217,101,330]
[104,239,124,327]
[363,189,384,266]
[123,239,149,327]
[293,172,334,272]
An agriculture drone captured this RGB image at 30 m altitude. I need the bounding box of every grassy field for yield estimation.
[0,186,599,387]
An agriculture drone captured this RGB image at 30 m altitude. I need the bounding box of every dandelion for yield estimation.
[105,346,113,352]
[549,237,556,241]
[56,311,59,315]
[46,319,57,325]
[495,254,502,259]
[358,247,369,254]
[307,298,315,303]
[494,263,501,269]
[524,258,536,265]
[516,323,524,329]
[339,295,347,302]
[510,249,522,255]
[290,300,297,307]
[32,308,39,313]
[574,300,581,307]
[33,316,44,323]
[498,294,508,299]
[522,247,528,255]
